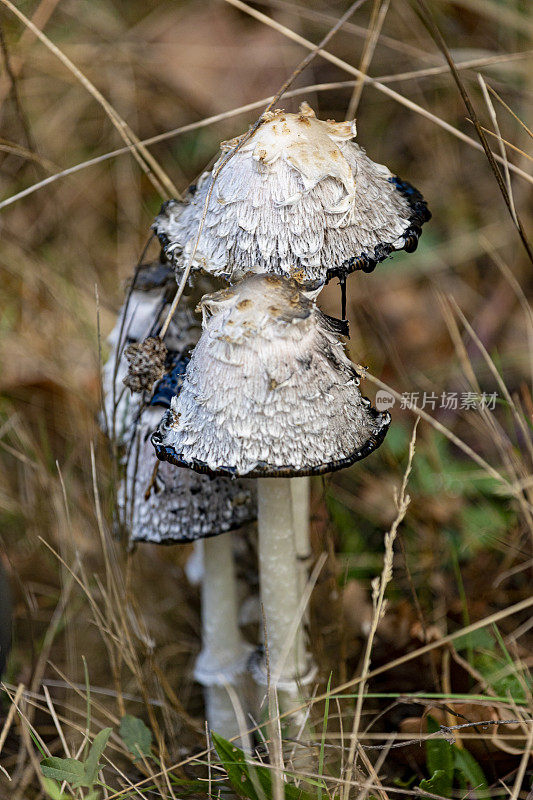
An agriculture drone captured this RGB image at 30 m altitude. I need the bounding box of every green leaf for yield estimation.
[41,777,66,800]
[212,732,262,800]
[212,731,315,800]
[40,757,87,787]
[474,652,530,702]
[84,727,112,786]
[454,748,490,800]
[119,715,153,759]
[453,628,494,653]
[423,716,454,798]
[420,770,450,797]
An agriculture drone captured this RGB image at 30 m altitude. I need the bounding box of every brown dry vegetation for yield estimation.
[0,0,532,798]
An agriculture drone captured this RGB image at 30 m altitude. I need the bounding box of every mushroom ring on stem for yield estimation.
[154,102,430,285]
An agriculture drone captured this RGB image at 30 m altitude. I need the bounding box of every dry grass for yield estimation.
[0,0,532,797]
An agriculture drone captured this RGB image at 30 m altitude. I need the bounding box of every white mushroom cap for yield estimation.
[123,405,257,544]
[152,273,390,477]
[154,103,430,284]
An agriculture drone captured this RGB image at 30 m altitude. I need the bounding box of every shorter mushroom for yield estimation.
[125,386,256,741]
[152,273,390,709]
[103,280,257,740]
[102,257,190,443]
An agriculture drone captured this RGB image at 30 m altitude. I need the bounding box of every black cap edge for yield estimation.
[151,406,391,479]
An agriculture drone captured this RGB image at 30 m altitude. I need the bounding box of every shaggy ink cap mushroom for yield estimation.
[154,102,430,285]
[152,273,391,477]
[118,327,256,543]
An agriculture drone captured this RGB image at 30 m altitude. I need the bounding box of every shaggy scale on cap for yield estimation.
[124,388,257,545]
[152,273,390,477]
[154,103,430,284]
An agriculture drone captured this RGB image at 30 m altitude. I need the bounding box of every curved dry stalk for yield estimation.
[413,0,533,265]
[478,74,518,225]
[346,0,390,119]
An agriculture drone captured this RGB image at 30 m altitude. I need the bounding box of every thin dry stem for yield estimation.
[343,420,418,800]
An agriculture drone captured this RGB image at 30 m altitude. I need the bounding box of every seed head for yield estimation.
[123,336,168,394]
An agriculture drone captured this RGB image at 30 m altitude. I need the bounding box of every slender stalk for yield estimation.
[290,477,311,608]
[258,478,309,686]
[194,533,251,742]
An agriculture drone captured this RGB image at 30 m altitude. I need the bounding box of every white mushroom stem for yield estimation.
[291,477,312,607]
[194,533,251,743]
[258,478,310,688]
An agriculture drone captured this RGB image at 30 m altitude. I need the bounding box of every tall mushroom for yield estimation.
[103,274,257,741]
[153,101,429,583]
[152,274,390,711]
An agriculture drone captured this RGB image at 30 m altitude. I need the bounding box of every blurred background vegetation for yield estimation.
[0,0,531,797]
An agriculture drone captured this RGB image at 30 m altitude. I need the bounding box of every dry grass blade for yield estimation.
[478,73,518,226]
[487,83,533,140]
[0,0,62,107]
[254,0,436,61]
[483,238,533,387]
[0,683,25,761]
[412,0,533,264]
[378,49,533,85]
[472,125,533,163]
[2,48,531,212]
[0,139,57,171]
[346,0,390,119]
[449,296,533,468]
[0,0,178,199]
[510,722,533,799]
